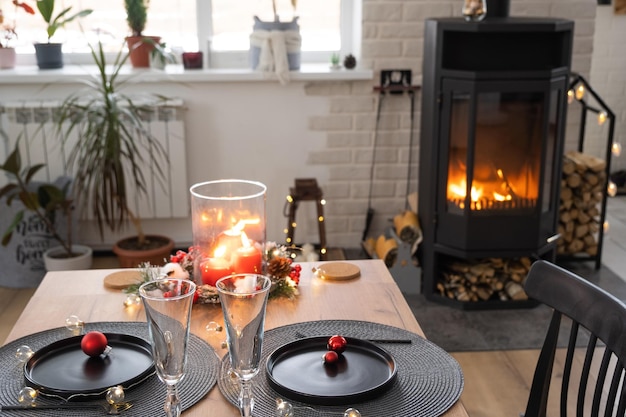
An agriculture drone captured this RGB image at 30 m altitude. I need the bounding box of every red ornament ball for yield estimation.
[327,335,347,354]
[81,331,108,357]
[323,350,339,364]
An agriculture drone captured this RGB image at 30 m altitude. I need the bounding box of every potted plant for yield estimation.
[125,0,160,68]
[0,141,93,272]
[56,40,174,268]
[0,0,35,69]
[250,0,301,72]
[149,40,176,70]
[33,0,92,69]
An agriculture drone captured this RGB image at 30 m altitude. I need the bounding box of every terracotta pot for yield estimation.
[126,35,161,68]
[44,245,93,271]
[112,234,174,268]
[0,48,17,69]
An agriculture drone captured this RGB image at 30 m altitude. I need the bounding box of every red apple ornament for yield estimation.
[327,335,347,354]
[323,350,339,364]
[81,331,109,357]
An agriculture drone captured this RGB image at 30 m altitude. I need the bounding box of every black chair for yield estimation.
[524,260,626,417]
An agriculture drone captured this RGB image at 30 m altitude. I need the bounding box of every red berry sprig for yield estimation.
[289,264,302,285]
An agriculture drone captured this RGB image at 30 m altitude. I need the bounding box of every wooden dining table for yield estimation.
[3,259,468,416]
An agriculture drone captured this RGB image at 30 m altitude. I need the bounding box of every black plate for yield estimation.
[266,336,397,405]
[24,333,154,400]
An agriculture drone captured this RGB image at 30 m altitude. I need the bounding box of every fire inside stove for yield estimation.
[446,92,544,213]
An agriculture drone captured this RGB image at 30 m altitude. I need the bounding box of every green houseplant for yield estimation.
[0,141,92,271]
[33,0,92,69]
[56,40,174,267]
[124,0,159,68]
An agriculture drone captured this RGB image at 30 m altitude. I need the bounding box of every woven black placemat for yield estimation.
[218,320,464,417]
[0,322,219,417]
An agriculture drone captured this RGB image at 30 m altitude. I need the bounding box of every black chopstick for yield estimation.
[367,339,412,344]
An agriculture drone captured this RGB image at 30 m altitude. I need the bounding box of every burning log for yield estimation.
[437,257,531,302]
[558,151,606,257]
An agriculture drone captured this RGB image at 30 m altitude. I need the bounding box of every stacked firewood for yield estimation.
[557,151,606,256]
[437,257,531,302]
[362,209,422,267]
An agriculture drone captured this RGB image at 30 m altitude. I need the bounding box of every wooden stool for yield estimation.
[285,178,327,260]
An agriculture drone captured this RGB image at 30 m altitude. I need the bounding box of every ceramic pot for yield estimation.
[126,35,161,68]
[34,43,64,69]
[112,235,174,268]
[249,16,301,70]
[0,48,17,69]
[44,245,93,271]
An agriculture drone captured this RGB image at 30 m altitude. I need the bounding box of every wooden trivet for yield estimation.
[316,262,361,281]
[103,270,143,289]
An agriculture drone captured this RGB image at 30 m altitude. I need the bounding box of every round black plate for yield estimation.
[24,333,154,400]
[266,336,397,405]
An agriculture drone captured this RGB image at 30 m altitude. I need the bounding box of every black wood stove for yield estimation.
[417,4,574,308]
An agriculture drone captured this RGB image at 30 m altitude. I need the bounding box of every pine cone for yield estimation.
[268,257,292,278]
[343,54,357,70]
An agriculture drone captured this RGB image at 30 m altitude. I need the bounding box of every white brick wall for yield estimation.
[305,0,600,249]
[588,5,626,173]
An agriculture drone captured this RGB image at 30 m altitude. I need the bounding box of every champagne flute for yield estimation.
[217,274,271,417]
[139,278,196,417]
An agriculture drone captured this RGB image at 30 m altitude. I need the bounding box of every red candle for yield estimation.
[233,245,262,274]
[200,258,232,287]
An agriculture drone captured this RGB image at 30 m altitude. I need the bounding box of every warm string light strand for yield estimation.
[275,398,361,416]
[567,76,622,234]
[284,193,328,257]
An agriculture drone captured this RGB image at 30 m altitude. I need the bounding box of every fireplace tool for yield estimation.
[362,70,420,242]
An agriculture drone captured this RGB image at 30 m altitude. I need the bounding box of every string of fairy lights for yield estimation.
[567,73,621,234]
[283,193,328,258]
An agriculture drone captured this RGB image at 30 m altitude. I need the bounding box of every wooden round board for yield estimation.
[316,262,361,281]
[103,270,144,289]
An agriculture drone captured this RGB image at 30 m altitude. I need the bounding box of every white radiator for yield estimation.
[0,99,189,220]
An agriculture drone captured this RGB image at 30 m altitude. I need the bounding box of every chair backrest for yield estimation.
[523,260,626,417]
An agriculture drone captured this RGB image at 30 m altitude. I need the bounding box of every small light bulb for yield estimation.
[320,199,326,205]
[344,408,362,417]
[17,387,38,406]
[598,111,607,125]
[612,142,622,157]
[567,89,574,104]
[604,221,610,233]
[286,195,293,203]
[15,345,34,363]
[205,321,223,333]
[123,294,141,307]
[65,315,84,335]
[275,398,294,417]
[291,222,297,228]
[105,385,125,405]
[318,216,324,222]
[575,84,585,100]
[608,181,617,197]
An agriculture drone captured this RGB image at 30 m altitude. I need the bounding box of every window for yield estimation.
[5,0,358,68]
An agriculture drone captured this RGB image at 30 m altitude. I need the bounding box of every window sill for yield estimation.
[0,64,373,84]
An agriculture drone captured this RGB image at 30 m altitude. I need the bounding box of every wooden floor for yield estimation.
[2,196,625,416]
